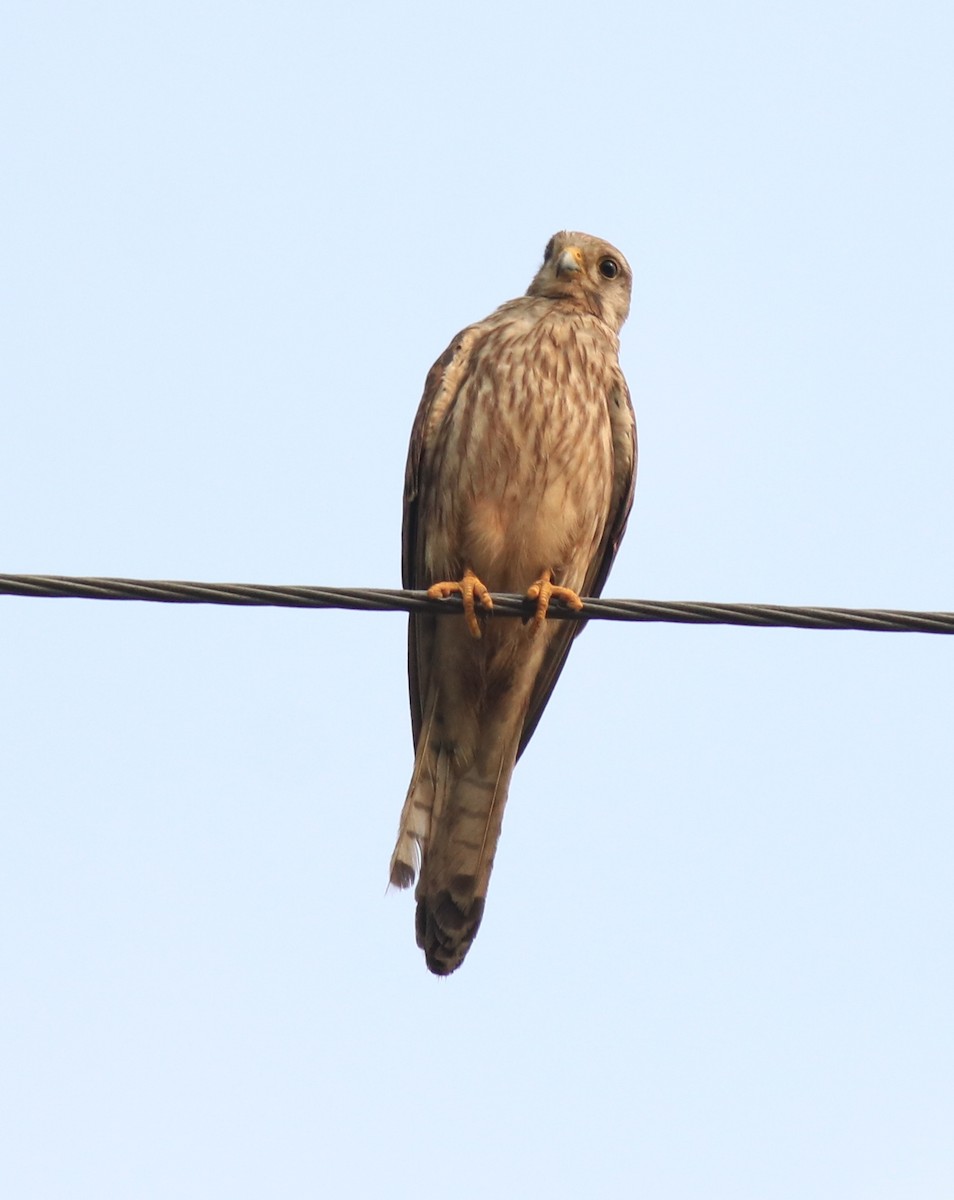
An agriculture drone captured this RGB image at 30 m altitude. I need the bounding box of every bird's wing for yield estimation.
[516,374,637,759]
[402,330,471,746]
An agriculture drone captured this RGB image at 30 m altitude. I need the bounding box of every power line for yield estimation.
[1,572,952,635]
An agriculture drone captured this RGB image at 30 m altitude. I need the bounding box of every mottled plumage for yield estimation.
[390,232,637,974]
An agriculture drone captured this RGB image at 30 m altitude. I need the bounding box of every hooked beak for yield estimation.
[555,246,584,278]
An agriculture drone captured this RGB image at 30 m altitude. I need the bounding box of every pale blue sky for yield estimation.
[2,3,953,1197]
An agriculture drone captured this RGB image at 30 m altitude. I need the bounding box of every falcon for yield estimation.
[390,231,637,975]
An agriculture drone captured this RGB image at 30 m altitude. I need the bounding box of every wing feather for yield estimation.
[402,331,470,745]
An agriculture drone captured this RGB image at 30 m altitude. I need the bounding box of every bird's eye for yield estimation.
[598,257,619,279]
[543,236,556,262]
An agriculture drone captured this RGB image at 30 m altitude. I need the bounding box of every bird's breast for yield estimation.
[428,317,616,592]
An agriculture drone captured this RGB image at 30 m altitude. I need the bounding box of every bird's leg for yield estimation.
[426,568,493,639]
[526,569,583,633]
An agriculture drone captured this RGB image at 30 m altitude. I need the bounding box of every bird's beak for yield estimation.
[555,246,584,278]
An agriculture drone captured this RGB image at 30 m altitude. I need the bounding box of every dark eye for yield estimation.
[543,236,556,262]
[598,257,619,279]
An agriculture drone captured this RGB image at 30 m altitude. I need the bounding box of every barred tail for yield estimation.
[414,758,513,976]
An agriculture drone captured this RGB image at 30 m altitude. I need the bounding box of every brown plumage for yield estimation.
[390,231,637,975]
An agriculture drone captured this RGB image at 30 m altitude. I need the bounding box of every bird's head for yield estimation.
[526,231,632,331]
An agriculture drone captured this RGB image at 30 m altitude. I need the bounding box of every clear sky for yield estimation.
[2,3,953,1196]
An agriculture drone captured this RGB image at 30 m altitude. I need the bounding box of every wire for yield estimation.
[1,572,952,635]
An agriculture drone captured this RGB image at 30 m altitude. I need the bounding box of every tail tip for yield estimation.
[416,880,486,976]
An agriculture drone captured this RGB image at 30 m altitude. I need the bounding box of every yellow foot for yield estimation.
[427,568,493,639]
[526,571,583,633]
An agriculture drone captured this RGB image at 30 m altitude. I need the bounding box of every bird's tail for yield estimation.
[389,694,440,890]
[390,708,516,975]
[415,754,514,975]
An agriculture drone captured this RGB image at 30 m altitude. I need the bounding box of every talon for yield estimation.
[426,568,493,638]
[526,571,583,632]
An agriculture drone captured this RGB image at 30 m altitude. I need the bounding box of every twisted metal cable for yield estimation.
[1,573,952,634]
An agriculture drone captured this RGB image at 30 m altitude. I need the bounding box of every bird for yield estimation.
[389,231,637,975]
